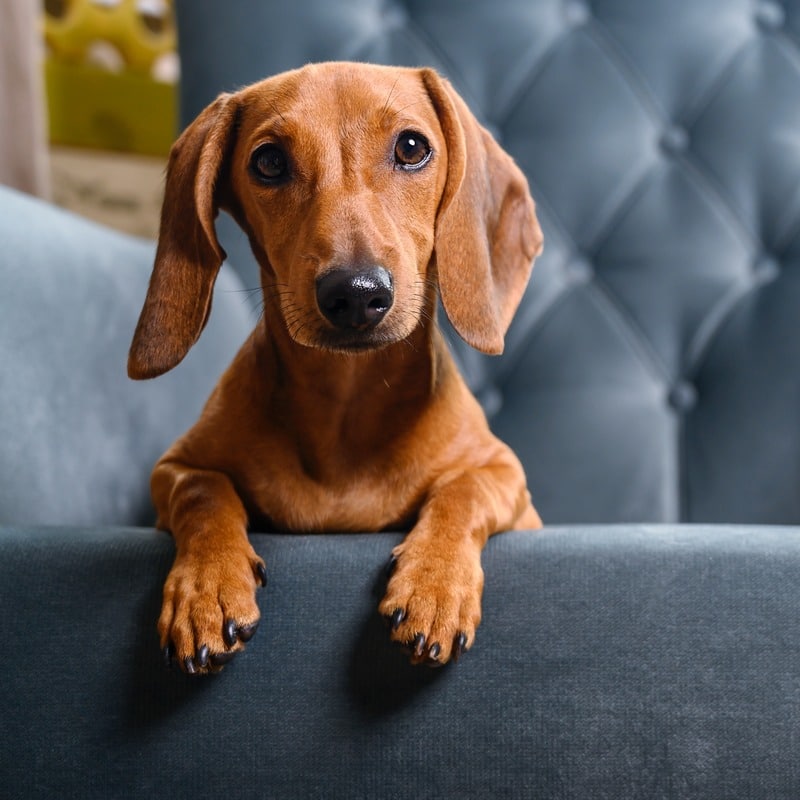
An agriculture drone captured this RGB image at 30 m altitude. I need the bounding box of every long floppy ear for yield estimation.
[421,70,543,354]
[128,93,239,379]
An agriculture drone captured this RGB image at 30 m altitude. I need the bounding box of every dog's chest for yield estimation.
[243,448,425,532]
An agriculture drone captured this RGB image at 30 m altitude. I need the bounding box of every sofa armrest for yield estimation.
[2,524,799,799]
[0,186,252,526]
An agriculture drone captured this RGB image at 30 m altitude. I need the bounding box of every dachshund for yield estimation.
[128,61,543,674]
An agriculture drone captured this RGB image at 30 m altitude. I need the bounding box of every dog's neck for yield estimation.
[257,300,451,480]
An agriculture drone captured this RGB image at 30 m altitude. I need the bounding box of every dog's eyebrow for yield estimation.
[379,77,401,124]
[379,98,430,127]
[249,114,293,142]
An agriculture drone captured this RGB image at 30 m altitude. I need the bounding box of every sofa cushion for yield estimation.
[2,524,800,798]
[174,0,800,525]
[0,186,252,526]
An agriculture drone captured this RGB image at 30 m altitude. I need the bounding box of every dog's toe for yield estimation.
[159,547,266,675]
[379,543,483,666]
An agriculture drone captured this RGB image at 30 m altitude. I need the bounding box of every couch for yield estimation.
[2,1,800,797]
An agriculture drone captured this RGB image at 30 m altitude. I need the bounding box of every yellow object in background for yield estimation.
[43,0,178,156]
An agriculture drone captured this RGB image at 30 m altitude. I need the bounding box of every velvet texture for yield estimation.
[176,0,800,525]
[2,526,800,799]
[3,1,800,797]
[0,186,251,525]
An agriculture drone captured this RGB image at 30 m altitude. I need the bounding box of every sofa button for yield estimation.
[660,125,689,157]
[755,0,785,31]
[754,253,780,283]
[564,0,590,26]
[668,381,697,413]
[381,0,408,30]
[477,386,503,418]
[567,256,593,284]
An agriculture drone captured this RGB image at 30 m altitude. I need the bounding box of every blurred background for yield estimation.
[1,0,176,238]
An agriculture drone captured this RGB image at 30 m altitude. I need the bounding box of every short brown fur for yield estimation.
[129,62,543,673]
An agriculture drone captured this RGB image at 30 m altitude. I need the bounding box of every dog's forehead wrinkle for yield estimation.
[296,67,427,131]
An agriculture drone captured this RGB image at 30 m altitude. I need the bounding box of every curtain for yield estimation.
[0,0,50,198]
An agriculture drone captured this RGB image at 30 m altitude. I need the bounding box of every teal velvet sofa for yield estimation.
[2,0,800,797]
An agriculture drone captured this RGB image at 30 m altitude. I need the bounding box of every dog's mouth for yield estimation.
[308,326,406,354]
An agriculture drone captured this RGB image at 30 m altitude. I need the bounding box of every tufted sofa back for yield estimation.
[174,0,800,525]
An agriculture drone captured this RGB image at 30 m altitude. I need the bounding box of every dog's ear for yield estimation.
[422,70,543,355]
[128,93,239,379]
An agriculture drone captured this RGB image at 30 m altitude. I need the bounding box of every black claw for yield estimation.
[256,562,267,588]
[223,618,237,648]
[453,632,468,662]
[196,644,210,669]
[237,621,259,643]
[209,650,237,668]
[385,555,398,577]
[413,633,426,658]
[183,656,197,675]
[428,642,441,661]
[162,645,174,669]
[390,608,405,631]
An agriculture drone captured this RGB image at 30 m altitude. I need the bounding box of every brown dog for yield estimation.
[128,62,543,674]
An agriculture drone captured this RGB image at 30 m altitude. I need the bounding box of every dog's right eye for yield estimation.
[250,144,290,184]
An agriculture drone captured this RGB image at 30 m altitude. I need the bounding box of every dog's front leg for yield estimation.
[379,451,541,665]
[153,461,266,674]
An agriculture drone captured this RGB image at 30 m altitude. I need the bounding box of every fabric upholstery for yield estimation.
[3,524,800,799]
[2,3,800,798]
[0,186,252,526]
[176,0,800,526]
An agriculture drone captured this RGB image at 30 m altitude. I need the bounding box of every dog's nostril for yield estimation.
[316,266,394,330]
[329,298,349,314]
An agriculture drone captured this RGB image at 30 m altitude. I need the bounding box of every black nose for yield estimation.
[316,266,394,330]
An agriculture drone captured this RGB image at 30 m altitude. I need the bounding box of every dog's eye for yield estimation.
[251,144,290,183]
[394,131,431,170]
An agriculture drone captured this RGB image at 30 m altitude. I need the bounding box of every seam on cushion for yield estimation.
[584,13,668,122]
[581,140,660,251]
[684,271,774,378]
[493,270,669,394]
[679,33,756,130]
[584,159,659,255]
[775,24,800,69]
[564,23,665,249]
[778,215,800,256]
[495,23,590,127]
[491,182,584,386]
[492,278,577,384]
[582,273,670,386]
[348,13,454,93]
[773,182,800,253]
[495,271,668,394]
[770,39,800,249]
[397,17,482,110]
[587,15,765,253]
[678,149,761,253]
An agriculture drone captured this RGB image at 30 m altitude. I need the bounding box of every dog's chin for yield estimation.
[288,321,415,354]
[307,328,405,354]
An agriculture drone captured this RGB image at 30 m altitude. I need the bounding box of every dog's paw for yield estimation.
[159,544,266,674]
[378,541,484,666]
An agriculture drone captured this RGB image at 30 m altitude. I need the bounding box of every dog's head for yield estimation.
[128,62,542,379]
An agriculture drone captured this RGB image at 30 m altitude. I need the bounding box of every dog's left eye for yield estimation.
[251,144,290,184]
[394,132,432,170]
